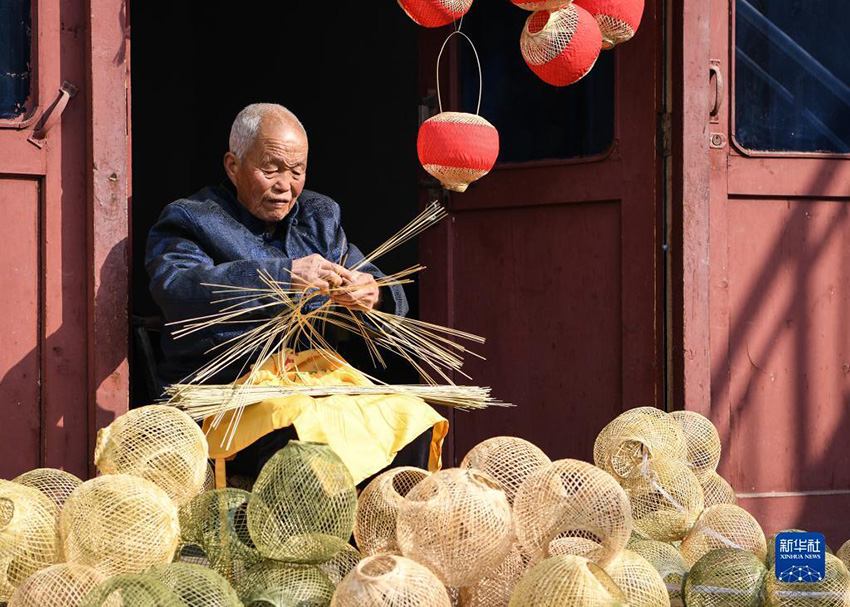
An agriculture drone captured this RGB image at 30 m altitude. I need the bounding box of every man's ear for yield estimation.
[223,151,239,185]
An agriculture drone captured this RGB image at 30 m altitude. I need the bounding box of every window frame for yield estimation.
[0,0,39,130]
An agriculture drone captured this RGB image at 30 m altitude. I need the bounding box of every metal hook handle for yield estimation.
[709,64,724,118]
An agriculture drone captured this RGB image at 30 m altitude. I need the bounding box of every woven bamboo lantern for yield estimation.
[7,563,104,607]
[319,543,362,587]
[238,561,335,606]
[764,553,850,607]
[621,457,705,541]
[146,563,240,607]
[700,470,737,508]
[460,543,527,607]
[669,410,722,479]
[332,554,452,607]
[520,6,603,87]
[94,405,209,507]
[60,474,180,577]
[680,504,766,567]
[396,0,472,28]
[460,436,551,505]
[604,549,669,607]
[0,480,60,601]
[511,0,573,11]
[396,468,514,588]
[509,554,627,607]
[80,573,183,607]
[837,539,850,572]
[247,441,357,564]
[684,548,766,607]
[628,540,688,607]
[13,468,82,510]
[513,459,632,567]
[354,466,430,557]
[573,0,644,49]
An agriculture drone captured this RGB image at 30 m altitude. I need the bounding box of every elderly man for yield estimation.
[146,103,432,481]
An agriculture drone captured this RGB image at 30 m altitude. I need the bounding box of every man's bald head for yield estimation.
[229,103,307,161]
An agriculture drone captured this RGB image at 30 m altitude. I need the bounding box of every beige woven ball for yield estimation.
[237,561,335,606]
[354,466,430,557]
[80,573,183,607]
[179,488,261,586]
[460,544,527,607]
[460,436,552,505]
[331,554,451,607]
[604,549,669,607]
[680,504,766,567]
[7,563,105,607]
[247,441,357,564]
[146,562,241,606]
[628,540,688,607]
[621,457,705,541]
[60,474,180,577]
[397,468,513,588]
[700,471,737,508]
[318,543,362,586]
[94,405,209,507]
[764,553,850,607]
[12,468,83,509]
[594,408,687,479]
[684,548,767,607]
[0,480,60,601]
[837,539,850,572]
[669,411,722,479]
[509,554,628,607]
[513,459,632,567]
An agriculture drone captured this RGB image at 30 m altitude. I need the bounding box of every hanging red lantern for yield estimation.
[417,31,500,192]
[573,0,644,48]
[520,6,602,87]
[396,0,473,28]
[510,0,572,11]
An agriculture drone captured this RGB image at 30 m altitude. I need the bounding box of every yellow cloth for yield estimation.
[203,350,448,485]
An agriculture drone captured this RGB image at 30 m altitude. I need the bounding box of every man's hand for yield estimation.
[290,254,352,294]
[332,270,381,311]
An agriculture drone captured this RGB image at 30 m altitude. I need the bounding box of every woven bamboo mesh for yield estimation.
[12,468,83,509]
[247,441,357,564]
[94,405,209,507]
[354,467,430,557]
[145,562,240,607]
[604,549,669,607]
[459,544,527,607]
[179,488,261,585]
[420,113,498,193]
[620,457,705,541]
[396,468,514,588]
[684,548,767,607]
[520,7,580,66]
[513,459,632,567]
[838,539,850,572]
[60,474,180,577]
[594,408,687,479]
[203,462,216,492]
[508,554,628,607]
[396,0,473,27]
[237,561,335,607]
[764,553,850,607]
[628,540,688,607]
[173,542,211,568]
[669,411,722,479]
[679,504,766,567]
[331,554,451,607]
[7,563,106,607]
[512,0,575,11]
[0,480,60,601]
[318,543,362,586]
[700,471,737,508]
[596,14,636,48]
[80,573,183,607]
[460,436,552,505]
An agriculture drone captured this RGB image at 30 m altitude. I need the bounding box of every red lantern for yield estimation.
[573,0,644,48]
[510,0,572,11]
[397,0,473,28]
[417,112,500,192]
[520,6,602,87]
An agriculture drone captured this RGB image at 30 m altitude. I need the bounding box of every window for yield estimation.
[735,0,850,153]
[459,2,615,164]
[0,0,32,120]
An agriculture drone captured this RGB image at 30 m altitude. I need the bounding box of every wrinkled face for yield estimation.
[224,119,308,223]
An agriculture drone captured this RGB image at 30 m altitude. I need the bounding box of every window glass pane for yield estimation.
[459,2,614,163]
[735,0,850,153]
[0,0,32,119]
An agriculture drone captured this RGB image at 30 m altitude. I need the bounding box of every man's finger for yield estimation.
[322,270,344,288]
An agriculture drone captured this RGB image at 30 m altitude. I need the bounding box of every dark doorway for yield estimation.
[129,2,421,404]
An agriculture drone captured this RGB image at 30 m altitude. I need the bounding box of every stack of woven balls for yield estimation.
[3,404,850,606]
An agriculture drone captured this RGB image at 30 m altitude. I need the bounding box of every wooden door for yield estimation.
[705,0,850,543]
[0,0,129,479]
[418,1,664,465]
